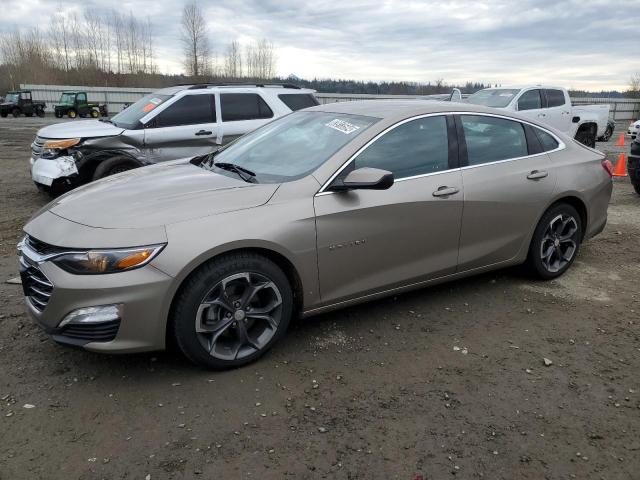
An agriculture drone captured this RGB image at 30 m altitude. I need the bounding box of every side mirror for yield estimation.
[329,167,394,192]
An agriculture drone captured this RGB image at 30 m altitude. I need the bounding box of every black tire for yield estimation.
[171,252,293,369]
[629,168,640,195]
[0,113,7,118]
[54,110,63,118]
[36,108,45,118]
[525,203,582,280]
[601,126,613,142]
[11,108,20,118]
[92,156,139,180]
[90,109,99,118]
[575,128,596,148]
[67,109,77,119]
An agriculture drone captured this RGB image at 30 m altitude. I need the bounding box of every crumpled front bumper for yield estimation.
[30,156,78,186]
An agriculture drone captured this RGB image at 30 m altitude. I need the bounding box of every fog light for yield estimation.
[58,304,122,328]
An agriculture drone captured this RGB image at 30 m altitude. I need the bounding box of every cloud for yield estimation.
[0,0,637,90]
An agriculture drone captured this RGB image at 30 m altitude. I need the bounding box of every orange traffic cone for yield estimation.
[616,134,625,147]
[613,153,627,177]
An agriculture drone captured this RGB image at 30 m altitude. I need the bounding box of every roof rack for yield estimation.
[176,82,302,90]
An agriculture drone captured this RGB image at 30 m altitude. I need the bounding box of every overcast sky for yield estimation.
[1,0,637,91]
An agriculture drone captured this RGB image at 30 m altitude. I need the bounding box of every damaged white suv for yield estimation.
[29,83,319,195]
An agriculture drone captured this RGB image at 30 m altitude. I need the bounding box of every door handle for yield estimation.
[432,186,460,197]
[527,170,548,180]
[195,130,212,136]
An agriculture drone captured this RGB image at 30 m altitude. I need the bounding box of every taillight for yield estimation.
[602,159,614,177]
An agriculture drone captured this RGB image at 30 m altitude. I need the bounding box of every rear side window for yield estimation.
[278,94,319,111]
[461,115,528,165]
[155,94,215,127]
[545,89,566,107]
[534,128,560,152]
[221,93,274,121]
[355,115,449,179]
[518,89,542,111]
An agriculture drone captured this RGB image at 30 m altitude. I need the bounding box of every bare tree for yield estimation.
[629,73,640,97]
[224,40,243,78]
[245,39,275,79]
[181,1,210,77]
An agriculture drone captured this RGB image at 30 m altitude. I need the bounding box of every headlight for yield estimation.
[51,245,165,274]
[43,138,80,149]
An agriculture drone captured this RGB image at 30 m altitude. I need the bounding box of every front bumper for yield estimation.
[30,156,78,187]
[19,240,174,353]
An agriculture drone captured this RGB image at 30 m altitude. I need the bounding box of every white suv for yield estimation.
[30,84,319,194]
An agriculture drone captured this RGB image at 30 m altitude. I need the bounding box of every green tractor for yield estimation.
[54,91,108,119]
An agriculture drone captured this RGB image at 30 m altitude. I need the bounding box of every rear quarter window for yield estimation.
[534,127,560,152]
[278,94,320,111]
[221,93,274,121]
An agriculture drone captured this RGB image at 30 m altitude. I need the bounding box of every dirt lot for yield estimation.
[0,117,639,480]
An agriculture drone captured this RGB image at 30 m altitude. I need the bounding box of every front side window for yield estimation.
[466,89,520,108]
[518,89,542,111]
[111,93,172,129]
[545,89,565,108]
[59,93,75,105]
[534,127,560,152]
[77,93,87,103]
[354,116,449,179]
[278,93,319,111]
[461,115,528,165]
[154,94,215,128]
[221,93,274,121]
[208,111,377,183]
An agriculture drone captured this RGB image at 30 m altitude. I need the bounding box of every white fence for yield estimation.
[22,84,640,122]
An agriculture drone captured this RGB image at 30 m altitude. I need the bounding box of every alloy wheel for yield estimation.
[195,272,283,361]
[540,214,579,273]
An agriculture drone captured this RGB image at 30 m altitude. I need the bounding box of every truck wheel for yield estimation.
[601,125,614,142]
[90,109,99,118]
[630,167,640,195]
[54,110,62,118]
[575,127,596,148]
[0,113,7,118]
[92,156,139,180]
[36,108,45,118]
[11,108,20,118]
[67,109,77,119]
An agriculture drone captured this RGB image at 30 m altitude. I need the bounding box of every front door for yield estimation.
[314,115,464,304]
[143,93,219,162]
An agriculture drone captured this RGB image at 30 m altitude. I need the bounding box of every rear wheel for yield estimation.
[0,112,7,118]
[92,156,139,180]
[171,252,293,369]
[601,125,614,142]
[54,110,63,118]
[36,108,45,118]
[575,127,596,148]
[90,109,99,118]
[11,108,20,118]
[629,167,640,195]
[525,203,582,280]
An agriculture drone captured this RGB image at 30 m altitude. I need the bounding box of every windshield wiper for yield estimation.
[99,118,113,124]
[213,162,257,183]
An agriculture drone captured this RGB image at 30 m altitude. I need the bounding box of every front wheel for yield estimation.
[67,109,77,119]
[54,110,62,118]
[525,203,582,280]
[171,253,293,369]
[11,108,20,118]
[36,108,45,118]
[92,156,139,180]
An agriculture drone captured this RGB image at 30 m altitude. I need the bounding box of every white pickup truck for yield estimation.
[466,85,609,147]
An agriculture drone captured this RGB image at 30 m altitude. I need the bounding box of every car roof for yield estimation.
[308,99,502,119]
[153,84,315,95]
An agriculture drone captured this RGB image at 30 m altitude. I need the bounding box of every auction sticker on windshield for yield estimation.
[326,119,360,134]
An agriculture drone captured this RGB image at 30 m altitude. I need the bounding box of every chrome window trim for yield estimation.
[315,111,565,196]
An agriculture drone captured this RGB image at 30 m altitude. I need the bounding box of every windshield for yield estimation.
[208,111,378,183]
[466,89,521,108]
[5,93,19,103]
[59,93,76,105]
[110,93,172,129]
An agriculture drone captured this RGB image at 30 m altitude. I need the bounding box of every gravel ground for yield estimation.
[0,117,639,480]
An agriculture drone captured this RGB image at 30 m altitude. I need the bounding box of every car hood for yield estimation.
[38,120,124,139]
[46,163,279,229]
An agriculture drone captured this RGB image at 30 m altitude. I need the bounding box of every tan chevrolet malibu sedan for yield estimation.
[18,100,613,369]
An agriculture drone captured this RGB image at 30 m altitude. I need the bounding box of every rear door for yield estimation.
[219,93,274,144]
[143,93,218,162]
[543,89,572,133]
[456,114,557,271]
[314,114,464,304]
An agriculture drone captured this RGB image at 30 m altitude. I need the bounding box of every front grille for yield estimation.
[25,235,68,257]
[60,320,120,342]
[31,136,45,158]
[19,256,53,312]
